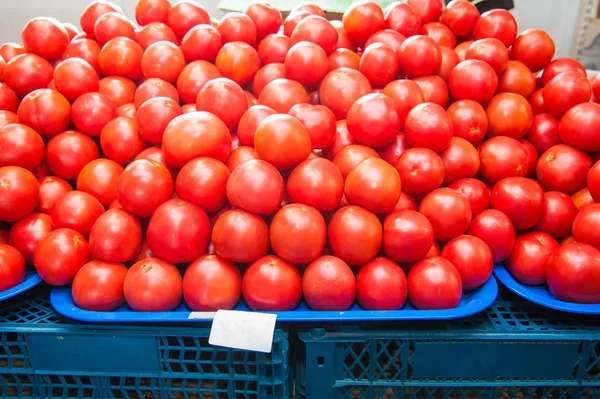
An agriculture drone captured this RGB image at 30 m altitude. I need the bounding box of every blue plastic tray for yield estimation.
[0,270,42,302]
[50,276,498,322]
[494,264,600,314]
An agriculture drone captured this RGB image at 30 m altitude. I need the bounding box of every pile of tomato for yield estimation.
[0,0,599,314]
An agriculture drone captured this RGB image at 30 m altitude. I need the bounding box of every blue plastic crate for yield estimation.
[0,292,291,399]
[296,293,600,399]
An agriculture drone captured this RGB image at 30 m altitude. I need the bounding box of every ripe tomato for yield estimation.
[465,38,508,75]
[211,209,268,263]
[196,78,247,131]
[357,257,407,310]
[384,2,421,38]
[491,177,544,231]
[176,61,221,104]
[395,148,443,195]
[270,204,326,264]
[479,136,527,183]
[54,58,99,103]
[288,104,336,149]
[135,97,182,145]
[217,12,257,45]
[407,0,442,24]
[135,78,179,109]
[0,84,18,114]
[497,60,536,99]
[237,106,276,146]
[0,43,26,62]
[589,161,600,202]
[365,29,406,57]
[98,37,143,80]
[384,210,434,263]
[124,258,182,311]
[408,257,462,309]
[398,35,441,78]
[446,100,487,144]
[319,68,372,119]
[328,205,382,266]
[573,204,600,250]
[0,166,39,222]
[4,54,54,99]
[51,191,104,239]
[536,144,592,194]
[76,159,123,207]
[412,75,449,108]
[100,116,146,165]
[89,209,142,262]
[439,137,480,184]
[359,43,399,87]
[441,235,493,289]
[440,0,479,37]
[559,102,600,152]
[302,256,356,311]
[342,1,385,46]
[323,120,357,160]
[377,133,410,166]
[473,9,517,47]
[0,111,18,130]
[253,63,286,97]
[116,159,173,218]
[347,93,400,147]
[404,102,452,153]
[548,243,600,303]
[258,34,291,65]
[467,209,515,263]
[141,41,185,83]
[449,60,498,103]
[135,0,170,26]
[242,255,301,311]
[448,178,490,217]
[226,159,283,215]
[421,22,456,48]
[245,1,281,40]
[506,232,559,286]
[147,199,210,263]
[167,0,210,40]
[176,158,229,213]
[63,39,102,74]
[486,93,533,138]
[162,112,231,168]
[287,158,343,211]
[291,16,338,55]
[345,158,401,214]
[0,124,44,171]
[72,260,127,311]
[80,1,124,38]
[525,113,560,153]
[381,80,425,130]
[99,76,136,107]
[215,42,260,86]
[543,71,591,118]
[512,29,555,72]
[254,114,311,169]
[183,254,241,311]
[9,213,52,262]
[180,25,221,63]
[437,46,460,81]
[21,17,69,61]
[535,191,578,239]
[17,89,70,138]
[37,176,72,214]
[284,42,328,87]
[283,10,312,37]
[34,228,89,285]
[94,12,135,46]
[71,92,117,137]
[529,88,545,114]
[134,146,177,179]
[226,146,259,172]
[45,131,100,180]
[0,245,26,291]
[333,144,380,179]
[419,188,472,241]
[135,22,177,50]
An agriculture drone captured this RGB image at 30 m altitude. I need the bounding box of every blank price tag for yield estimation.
[209,310,277,353]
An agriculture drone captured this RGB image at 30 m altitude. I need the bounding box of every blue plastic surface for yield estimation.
[494,264,600,314]
[0,270,42,302]
[50,276,498,322]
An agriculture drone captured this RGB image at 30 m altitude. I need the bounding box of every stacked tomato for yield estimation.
[0,0,599,313]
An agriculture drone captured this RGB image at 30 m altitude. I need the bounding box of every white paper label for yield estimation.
[208,310,277,353]
[188,312,217,319]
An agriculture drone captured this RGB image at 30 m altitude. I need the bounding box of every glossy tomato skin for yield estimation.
[71,92,117,137]
[63,39,102,74]
[359,43,399,87]
[526,113,560,153]
[226,159,284,215]
[211,209,268,263]
[237,106,276,146]
[384,210,434,263]
[473,9,517,47]
[465,38,508,75]
[136,22,177,50]
[404,102,452,153]
[4,54,54,98]
[226,146,259,172]
[176,61,221,104]
[9,213,52,263]
[512,29,555,72]
[345,158,401,214]
[215,42,260,86]
[287,158,344,212]
[80,1,124,38]
[479,136,528,183]
[135,0,170,26]
[17,89,70,138]
[486,93,533,138]
[302,256,356,311]
[395,148,444,195]
[559,102,600,152]
[242,255,301,311]
[54,58,100,103]
[0,83,18,113]
[398,35,441,78]
[439,137,480,185]
[254,114,311,169]
[0,244,26,291]
[357,257,407,310]
[176,158,229,213]
[283,10,312,38]
[467,209,516,263]
[506,232,559,286]
[94,12,136,46]
[217,12,257,45]
[448,178,490,217]
[244,1,281,40]
[270,204,326,264]
[440,0,479,37]
[408,257,462,310]
[100,117,146,165]
[319,68,372,120]
[364,29,406,57]
[167,0,210,40]
[0,166,40,223]
[589,161,600,202]
[491,177,544,231]
[437,46,460,81]
[421,22,455,48]
[99,77,136,107]
[141,41,185,83]
[196,78,248,132]
[288,104,336,149]
[89,209,142,263]
[384,3,421,38]
[147,199,211,263]
[134,78,179,108]
[124,258,182,311]
[328,205,382,267]
[573,204,600,250]
[546,243,600,303]
[98,37,144,80]
[377,133,410,166]
[183,254,242,312]
[419,188,472,241]
[116,159,173,218]
[51,191,104,239]
[291,16,338,55]
[413,75,449,108]
[382,80,425,131]
[441,235,493,290]
[0,123,44,171]
[284,42,328,87]
[446,100,487,144]
[180,25,222,63]
[323,120,357,160]
[72,260,128,311]
[342,1,385,46]
[543,71,591,118]
[536,144,592,194]
[135,97,182,145]
[449,59,498,103]
[497,60,536,99]
[347,93,400,147]
[37,176,72,214]
[34,228,90,286]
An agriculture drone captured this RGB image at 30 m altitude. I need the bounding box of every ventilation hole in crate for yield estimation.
[343,342,371,381]
[234,380,258,396]
[585,341,600,382]
[375,340,403,381]
[317,356,325,366]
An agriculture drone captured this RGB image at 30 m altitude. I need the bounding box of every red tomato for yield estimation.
[244,1,282,41]
[147,199,210,263]
[270,204,326,264]
[237,105,276,146]
[491,177,544,231]
[51,191,104,239]
[63,39,102,74]
[534,191,577,239]
[439,137,480,184]
[441,234,493,289]
[291,16,338,56]
[34,228,89,285]
[134,97,182,144]
[323,120,357,160]
[45,131,99,180]
[89,209,142,263]
[412,75,449,108]
[506,232,559,286]
[176,157,229,213]
[331,20,356,50]
[407,0,442,24]
[486,93,533,138]
[446,99,487,144]
[134,146,177,179]
[0,83,18,113]
[559,102,600,152]
[98,37,143,80]
[9,213,52,262]
[519,138,539,178]
[497,60,536,99]
[215,42,260,86]
[226,159,283,215]
[365,29,406,57]
[384,210,434,263]
[342,1,385,46]
[183,254,241,311]
[529,88,545,114]
[465,38,508,75]
[253,63,286,97]
[479,136,527,183]
[217,12,257,45]
[398,35,441,78]
[408,256,462,309]
[196,78,247,131]
[242,255,301,311]
[226,146,259,172]
[589,161,600,202]
[377,133,410,166]
[302,256,356,311]
[116,159,173,218]
[4,54,54,98]
[21,17,69,60]
[437,46,460,81]
[0,111,18,129]
[536,144,591,194]
[167,0,210,40]
[80,1,124,38]
[473,9,517,47]
[99,76,136,107]
[257,34,291,65]
[421,22,455,48]
[180,25,221,64]
[357,257,407,310]
[0,43,26,62]
[449,59,498,103]
[512,29,555,72]
[0,123,44,170]
[404,102,452,153]
[54,58,99,103]
[17,89,70,138]
[100,116,146,165]
[319,68,372,119]
[37,176,72,214]
[448,178,490,217]
[124,258,182,311]
[135,22,177,50]
[140,41,185,83]
[381,80,425,130]
[328,205,382,266]
[333,144,380,179]
[71,92,117,137]
[162,112,231,168]
[176,61,221,104]
[0,244,26,290]
[345,158,401,213]
[440,0,479,37]
[543,71,591,118]
[211,209,268,263]
[359,43,399,87]
[287,158,343,212]
[284,42,328,87]
[0,166,39,222]
[467,209,515,263]
[76,159,123,208]
[288,104,336,149]
[283,10,312,37]
[254,114,311,169]
[384,3,421,38]
[94,12,135,46]
[419,188,472,241]
[72,260,127,311]
[395,148,443,195]
[573,187,594,211]
[181,104,196,114]
[547,243,600,303]
[525,113,560,153]
[135,0,170,26]
[346,93,400,147]
[573,204,600,250]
